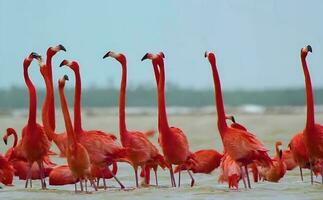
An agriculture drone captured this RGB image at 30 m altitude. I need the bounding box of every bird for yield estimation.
[41,44,68,157]
[289,133,310,181]
[0,153,14,186]
[49,165,78,186]
[59,59,127,189]
[20,52,51,189]
[91,162,117,189]
[298,45,323,184]
[142,52,196,187]
[205,51,272,189]
[218,153,242,189]
[57,74,97,193]
[274,141,297,171]
[258,141,286,182]
[174,149,222,174]
[103,51,166,187]
[3,128,55,182]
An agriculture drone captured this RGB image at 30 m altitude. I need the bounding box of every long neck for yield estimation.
[275,142,280,157]
[59,85,77,146]
[210,58,227,132]
[41,70,56,140]
[23,64,37,127]
[301,53,315,130]
[157,60,170,131]
[153,61,161,128]
[73,68,83,134]
[9,131,18,148]
[46,54,56,131]
[119,62,128,139]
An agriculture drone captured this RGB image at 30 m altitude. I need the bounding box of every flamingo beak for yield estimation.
[141,53,149,61]
[31,52,41,60]
[159,52,165,58]
[63,74,69,81]
[231,116,236,123]
[3,136,7,145]
[58,44,66,52]
[307,45,312,53]
[59,60,67,67]
[103,51,111,59]
[204,51,208,58]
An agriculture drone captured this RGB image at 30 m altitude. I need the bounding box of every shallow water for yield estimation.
[1,112,323,199]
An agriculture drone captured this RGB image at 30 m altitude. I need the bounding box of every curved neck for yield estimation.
[73,67,83,134]
[8,130,18,148]
[157,60,170,131]
[23,63,37,127]
[301,53,315,130]
[209,57,227,132]
[41,69,56,140]
[152,61,160,85]
[275,142,280,157]
[46,53,56,131]
[59,84,77,146]
[119,62,128,138]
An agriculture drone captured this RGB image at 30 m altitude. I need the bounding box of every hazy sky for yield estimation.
[0,0,322,90]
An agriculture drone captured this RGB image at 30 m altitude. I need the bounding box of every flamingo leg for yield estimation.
[39,161,46,189]
[106,165,125,189]
[80,179,84,192]
[103,177,107,190]
[244,165,251,189]
[74,183,77,193]
[85,179,88,192]
[96,178,100,187]
[178,168,181,187]
[310,162,313,185]
[240,166,247,189]
[134,166,139,188]
[90,179,98,191]
[25,163,33,188]
[299,167,303,181]
[321,162,323,184]
[154,169,158,186]
[37,162,44,189]
[169,165,176,187]
[187,169,195,187]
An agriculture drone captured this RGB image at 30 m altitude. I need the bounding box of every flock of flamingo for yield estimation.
[0,44,322,193]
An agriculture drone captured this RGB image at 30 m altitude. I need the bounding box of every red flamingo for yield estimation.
[298,45,323,184]
[58,74,97,192]
[274,141,297,171]
[21,52,51,189]
[3,128,55,182]
[41,44,68,157]
[142,52,196,187]
[59,60,126,189]
[205,51,272,189]
[0,153,14,186]
[218,153,241,189]
[49,165,78,186]
[103,51,166,187]
[258,141,286,182]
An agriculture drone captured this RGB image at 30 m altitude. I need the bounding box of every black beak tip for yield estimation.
[31,52,41,59]
[103,51,111,59]
[59,61,65,67]
[59,44,66,52]
[3,138,7,145]
[63,74,69,81]
[231,116,236,123]
[307,45,312,53]
[141,53,148,61]
[204,51,208,58]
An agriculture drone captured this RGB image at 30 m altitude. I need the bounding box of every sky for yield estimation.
[0,0,322,90]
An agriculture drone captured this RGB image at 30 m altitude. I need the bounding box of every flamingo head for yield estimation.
[58,74,69,88]
[3,128,15,145]
[204,51,216,64]
[47,44,66,57]
[23,52,41,69]
[225,115,236,123]
[59,60,79,71]
[301,45,312,57]
[141,52,164,64]
[103,51,126,64]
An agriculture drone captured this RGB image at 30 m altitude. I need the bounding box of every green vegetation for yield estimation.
[1,85,323,109]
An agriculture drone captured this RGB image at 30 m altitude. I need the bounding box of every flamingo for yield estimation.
[205,51,272,189]
[103,51,166,187]
[258,141,286,182]
[0,154,14,186]
[174,149,222,174]
[298,45,323,184]
[41,44,68,157]
[3,128,55,181]
[218,153,241,189]
[58,74,97,192]
[142,52,196,187]
[274,141,297,171]
[59,59,126,189]
[20,52,51,189]
[49,165,78,186]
